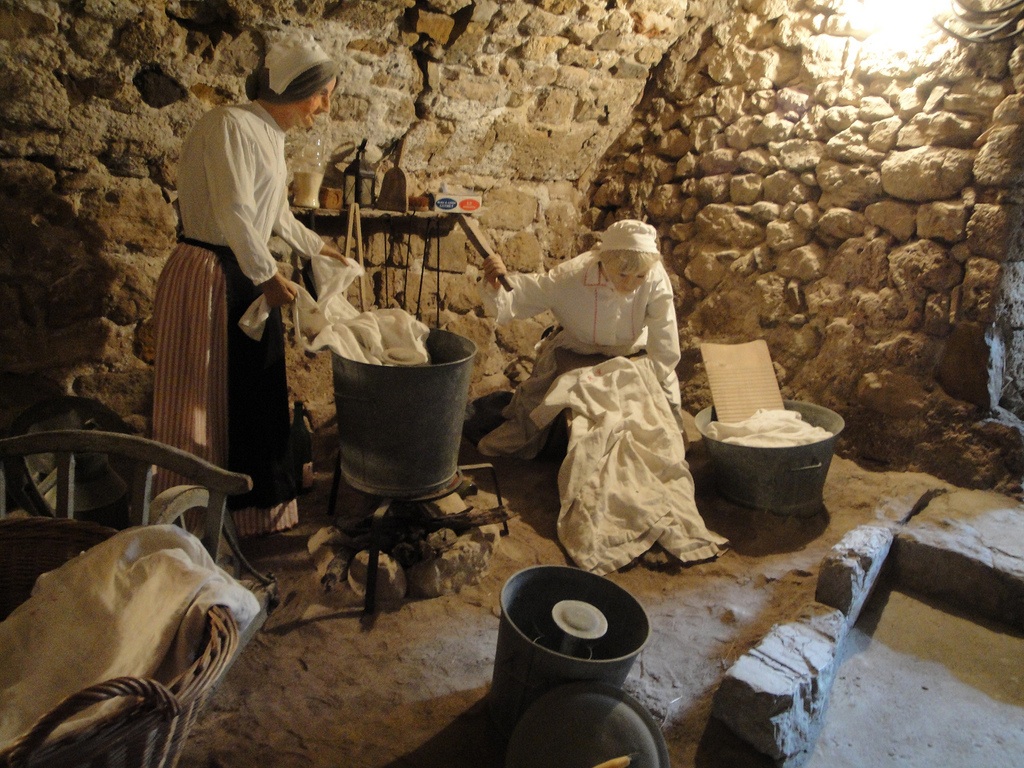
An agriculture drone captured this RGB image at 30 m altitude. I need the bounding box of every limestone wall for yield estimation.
[0,0,695,428]
[0,0,1021,492]
[582,0,1024,491]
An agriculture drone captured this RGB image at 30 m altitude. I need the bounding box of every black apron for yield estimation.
[179,237,297,510]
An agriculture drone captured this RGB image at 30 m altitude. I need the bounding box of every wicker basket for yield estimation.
[0,517,240,768]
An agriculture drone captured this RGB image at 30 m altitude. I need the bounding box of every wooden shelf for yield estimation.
[292,206,446,219]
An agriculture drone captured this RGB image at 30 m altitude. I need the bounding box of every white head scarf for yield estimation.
[265,36,333,95]
[598,219,659,254]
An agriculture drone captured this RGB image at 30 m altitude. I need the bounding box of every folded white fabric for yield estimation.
[705,408,833,447]
[0,525,260,749]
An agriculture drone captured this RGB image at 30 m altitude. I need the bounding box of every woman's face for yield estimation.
[603,264,648,294]
[284,78,336,130]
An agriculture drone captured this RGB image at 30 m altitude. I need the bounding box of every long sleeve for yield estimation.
[642,263,682,384]
[480,257,589,326]
[177,104,306,287]
[274,193,324,260]
[199,116,280,285]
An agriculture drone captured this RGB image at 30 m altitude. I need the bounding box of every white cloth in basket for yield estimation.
[0,525,260,749]
[704,408,833,447]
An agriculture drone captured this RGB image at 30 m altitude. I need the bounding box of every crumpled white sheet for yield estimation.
[238,288,290,342]
[239,256,430,366]
[530,356,728,576]
[704,408,833,447]
[0,525,261,749]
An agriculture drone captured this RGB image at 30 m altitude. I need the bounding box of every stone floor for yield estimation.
[178,437,1024,768]
[808,586,1024,768]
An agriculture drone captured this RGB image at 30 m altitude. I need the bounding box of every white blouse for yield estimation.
[177,102,323,286]
[484,252,682,400]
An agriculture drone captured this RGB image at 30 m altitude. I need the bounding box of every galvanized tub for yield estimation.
[488,565,651,738]
[694,399,844,517]
[331,328,476,498]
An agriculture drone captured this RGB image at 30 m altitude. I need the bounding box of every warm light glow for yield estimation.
[844,0,949,50]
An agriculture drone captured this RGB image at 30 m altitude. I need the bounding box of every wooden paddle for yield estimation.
[376,138,409,212]
[455,213,512,292]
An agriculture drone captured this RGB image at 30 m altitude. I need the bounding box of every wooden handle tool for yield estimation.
[590,756,634,768]
[455,213,512,292]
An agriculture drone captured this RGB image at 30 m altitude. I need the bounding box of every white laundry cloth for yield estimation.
[306,306,429,366]
[236,256,432,366]
[705,408,833,447]
[309,251,363,308]
[0,525,260,749]
[239,255,430,366]
[237,254,366,342]
[530,356,728,576]
[238,280,306,341]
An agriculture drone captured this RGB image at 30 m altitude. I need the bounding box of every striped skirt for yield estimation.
[152,242,298,537]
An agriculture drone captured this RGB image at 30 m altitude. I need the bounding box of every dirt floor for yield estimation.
[178,436,1024,768]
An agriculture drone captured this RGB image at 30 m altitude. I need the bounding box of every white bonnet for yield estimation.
[265,36,333,94]
[597,219,659,254]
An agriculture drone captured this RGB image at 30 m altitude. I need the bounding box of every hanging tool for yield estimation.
[344,202,366,310]
[376,137,409,213]
[454,213,513,292]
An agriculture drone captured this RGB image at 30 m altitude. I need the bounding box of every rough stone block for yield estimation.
[815,525,893,624]
[893,489,1024,630]
[348,550,407,605]
[712,605,849,764]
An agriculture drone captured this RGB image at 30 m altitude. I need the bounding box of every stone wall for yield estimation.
[0,0,1021,492]
[582,0,1024,492]
[0,0,695,429]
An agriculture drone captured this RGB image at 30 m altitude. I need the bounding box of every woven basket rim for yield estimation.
[0,517,240,768]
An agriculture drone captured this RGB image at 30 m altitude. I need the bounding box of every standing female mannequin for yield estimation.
[152,36,347,536]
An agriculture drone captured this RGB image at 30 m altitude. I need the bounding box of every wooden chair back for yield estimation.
[0,429,251,565]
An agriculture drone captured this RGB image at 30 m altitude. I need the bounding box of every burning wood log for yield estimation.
[336,501,513,542]
[321,549,354,592]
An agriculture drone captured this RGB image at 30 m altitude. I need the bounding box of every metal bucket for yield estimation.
[694,399,844,517]
[488,565,651,738]
[331,328,476,498]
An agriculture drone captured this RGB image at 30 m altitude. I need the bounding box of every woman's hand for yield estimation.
[483,254,508,289]
[260,272,298,308]
[320,242,352,264]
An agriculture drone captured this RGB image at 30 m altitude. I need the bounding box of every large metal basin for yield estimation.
[695,399,844,517]
[331,328,476,498]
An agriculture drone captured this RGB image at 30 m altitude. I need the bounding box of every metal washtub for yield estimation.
[331,328,477,498]
[488,565,651,737]
[695,399,844,517]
